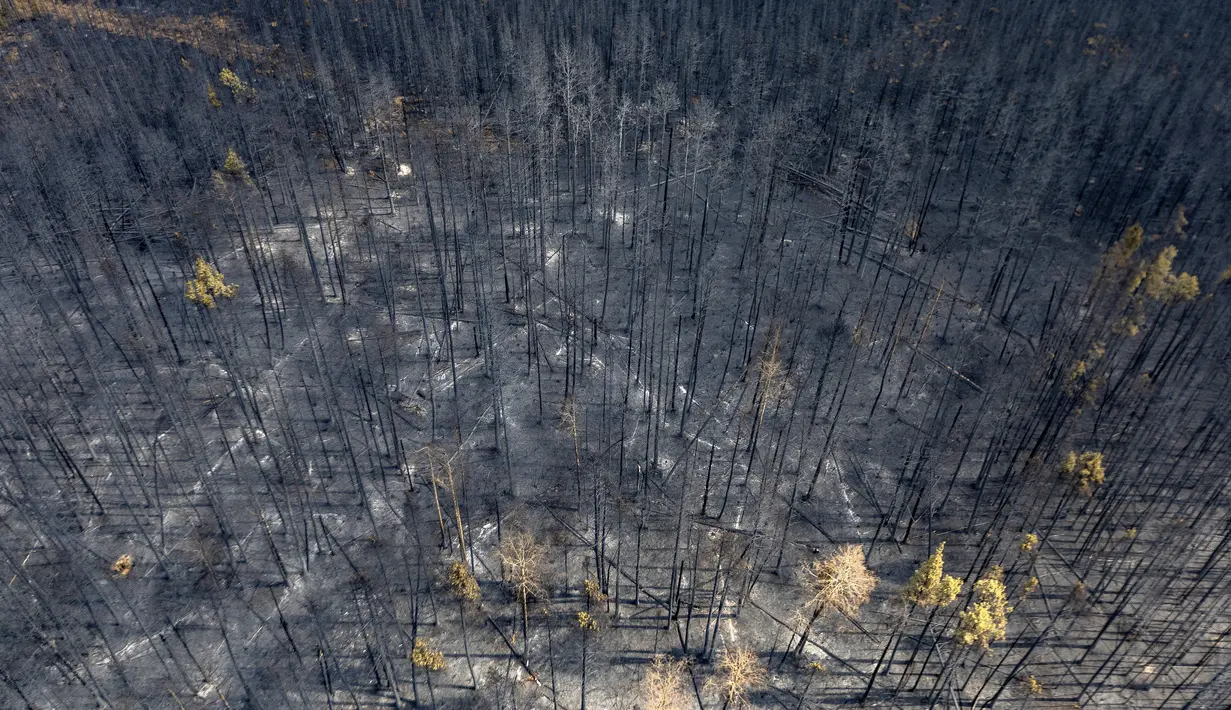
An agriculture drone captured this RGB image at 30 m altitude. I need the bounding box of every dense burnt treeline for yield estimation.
[1,0,1231,708]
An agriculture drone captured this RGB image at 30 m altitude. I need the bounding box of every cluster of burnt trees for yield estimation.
[1,0,1231,708]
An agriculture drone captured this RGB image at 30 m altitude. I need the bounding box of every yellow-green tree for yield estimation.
[1061,450,1105,495]
[444,559,480,689]
[1143,246,1200,303]
[222,148,250,180]
[871,542,962,700]
[447,561,480,602]
[576,610,599,632]
[410,638,446,671]
[218,67,254,99]
[185,256,238,308]
[955,566,1010,651]
[1093,223,1200,336]
[902,542,962,607]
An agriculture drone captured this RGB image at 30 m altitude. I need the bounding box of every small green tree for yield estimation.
[213,148,253,190]
[222,148,248,178]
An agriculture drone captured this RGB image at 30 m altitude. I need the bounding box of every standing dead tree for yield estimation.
[500,530,547,656]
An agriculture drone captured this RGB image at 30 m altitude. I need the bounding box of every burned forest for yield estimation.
[1,0,1230,707]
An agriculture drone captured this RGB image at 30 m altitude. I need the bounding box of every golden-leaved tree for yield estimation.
[500,531,545,655]
[709,646,766,708]
[641,655,690,710]
[794,544,877,654]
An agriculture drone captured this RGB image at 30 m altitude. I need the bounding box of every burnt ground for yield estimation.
[0,111,1228,710]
